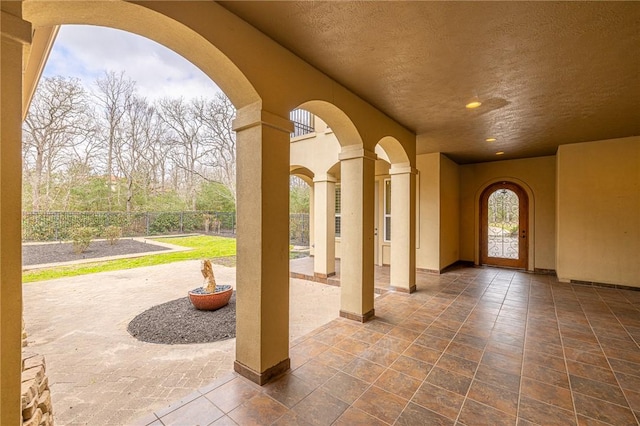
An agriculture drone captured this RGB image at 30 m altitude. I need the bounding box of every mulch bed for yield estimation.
[127,293,236,344]
[22,239,170,266]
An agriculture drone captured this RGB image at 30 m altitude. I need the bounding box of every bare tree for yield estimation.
[197,93,237,205]
[114,96,157,212]
[157,97,211,210]
[23,76,96,210]
[94,71,136,210]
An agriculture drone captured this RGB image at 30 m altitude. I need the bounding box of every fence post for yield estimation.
[180,211,184,233]
[146,212,150,235]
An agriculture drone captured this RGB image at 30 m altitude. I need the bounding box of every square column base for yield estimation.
[389,285,417,294]
[233,358,290,386]
[339,308,375,323]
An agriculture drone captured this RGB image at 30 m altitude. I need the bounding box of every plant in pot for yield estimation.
[188,260,233,310]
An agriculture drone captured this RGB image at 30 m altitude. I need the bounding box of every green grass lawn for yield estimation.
[23,235,236,283]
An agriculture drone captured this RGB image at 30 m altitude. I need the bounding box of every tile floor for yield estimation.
[135,267,640,425]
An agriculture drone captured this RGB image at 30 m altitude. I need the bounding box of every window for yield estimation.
[384,178,391,242]
[290,109,314,138]
[335,185,341,237]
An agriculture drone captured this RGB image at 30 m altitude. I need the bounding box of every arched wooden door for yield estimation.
[480,182,528,269]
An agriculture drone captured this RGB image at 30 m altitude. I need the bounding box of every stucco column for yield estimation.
[338,147,376,322]
[233,105,293,385]
[1,8,30,425]
[312,174,336,278]
[389,165,417,293]
[308,185,315,256]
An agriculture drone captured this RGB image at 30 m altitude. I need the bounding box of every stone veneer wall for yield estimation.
[22,322,54,426]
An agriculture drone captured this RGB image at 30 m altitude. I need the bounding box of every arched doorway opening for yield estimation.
[480,181,529,269]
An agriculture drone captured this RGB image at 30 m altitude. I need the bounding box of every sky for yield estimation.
[42,25,222,101]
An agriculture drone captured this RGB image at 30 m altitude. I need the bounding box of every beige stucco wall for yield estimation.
[439,155,460,269]
[416,153,441,271]
[459,156,556,271]
[557,137,640,287]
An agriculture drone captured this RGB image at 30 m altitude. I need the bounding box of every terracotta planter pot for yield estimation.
[188,285,233,311]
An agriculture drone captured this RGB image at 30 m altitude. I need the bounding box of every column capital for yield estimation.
[313,174,337,184]
[1,11,31,45]
[338,146,377,162]
[232,102,294,134]
[389,164,418,175]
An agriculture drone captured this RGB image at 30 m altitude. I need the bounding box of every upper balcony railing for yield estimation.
[290,109,314,138]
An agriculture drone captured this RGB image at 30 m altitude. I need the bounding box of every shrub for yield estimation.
[103,225,122,245]
[69,226,96,254]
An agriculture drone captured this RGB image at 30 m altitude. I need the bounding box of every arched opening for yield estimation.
[480,181,529,269]
[373,137,415,293]
[18,2,262,420]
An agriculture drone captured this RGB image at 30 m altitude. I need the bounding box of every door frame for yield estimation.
[476,179,533,270]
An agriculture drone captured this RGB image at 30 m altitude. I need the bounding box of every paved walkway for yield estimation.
[22,260,341,425]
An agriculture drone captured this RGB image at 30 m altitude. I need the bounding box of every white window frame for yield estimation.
[384,178,391,242]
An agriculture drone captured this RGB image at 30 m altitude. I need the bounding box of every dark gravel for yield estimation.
[22,239,170,266]
[127,293,236,344]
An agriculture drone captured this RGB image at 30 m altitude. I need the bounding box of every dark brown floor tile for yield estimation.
[341,357,386,383]
[486,339,524,357]
[458,399,516,426]
[312,328,349,346]
[525,339,565,358]
[615,371,640,391]
[373,368,422,400]
[524,349,567,373]
[623,388,640,412]
[415,333,450,351]
[468,379,519,416]
[453,332,488,349]
[435,353,478,378]
[566,360,617,385]
[272,411,313,426]
[522,360,570,389]
[403,342,442,364]
[360,345,401,367]
[291,360,338,386]
[264,374,317,408]
[314,347,356,369]
[609,358,640,377]
[291,389,349,426]
[333,407,388,426]
[387,326,421,342]
[423,325,458,340]
[445,341,484,363]
[475,364,522,394]
[426,366,472,396]
[481,350,522,375]
[518,396,577,426]
[160,397,224,426]
[353,385,407,424]
[598,336,639,353]
[603,347,640,365]
[333,337,371,356]
[570,374,629,406]
[489,331,525,349]
[351,328,386,345]
[320,371,369,404]
[517,416,540,426]
[204,378,261,413]
[564,346,610,369]
[228,394,288,426]
[573,392,638,425]
[411,381,464,420]
[389,355,432,381]
[521,377,574,411]
[396,402,454,426]
[374,335,413,353]
[576,414,615,426]
[364,320,395,334]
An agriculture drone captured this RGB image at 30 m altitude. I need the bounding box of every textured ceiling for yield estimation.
[219,1,640,164]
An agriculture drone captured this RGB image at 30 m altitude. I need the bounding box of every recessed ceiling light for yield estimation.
[465,97,482,109]
[496,151,505,155]
[486,138,496,142]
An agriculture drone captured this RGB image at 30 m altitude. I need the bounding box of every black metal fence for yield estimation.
[22,211,310,245]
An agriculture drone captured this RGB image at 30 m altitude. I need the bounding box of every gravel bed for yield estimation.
[22,239,170,266]
[127,293,236,344]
